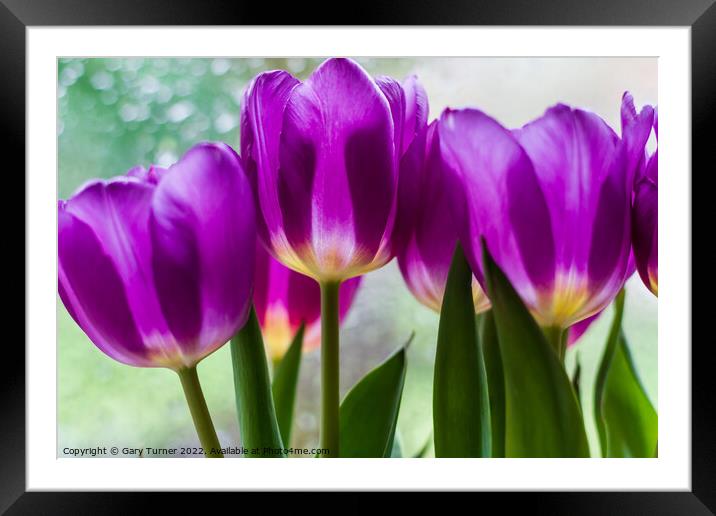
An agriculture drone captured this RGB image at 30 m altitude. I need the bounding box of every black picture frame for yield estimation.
[3,0,712,512]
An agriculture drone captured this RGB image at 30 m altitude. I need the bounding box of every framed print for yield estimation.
[4,0,713,511]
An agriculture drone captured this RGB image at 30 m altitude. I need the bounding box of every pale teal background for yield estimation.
[58,57,657,457]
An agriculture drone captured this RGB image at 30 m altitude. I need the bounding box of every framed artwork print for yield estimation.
[4,0,713,512]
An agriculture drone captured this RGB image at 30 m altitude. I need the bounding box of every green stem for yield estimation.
[319,280,341,457]
[543,326,567,362]
[177,366,224,458]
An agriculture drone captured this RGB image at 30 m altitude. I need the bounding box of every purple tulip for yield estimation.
[622,93,658,296]
[395,121,490,313]
[58,142,256,370]
[241,58,411,282]
[254,244,362,360]
[242,59,424,455]
[439,104,635,330]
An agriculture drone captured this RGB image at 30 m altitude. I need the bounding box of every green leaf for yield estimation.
[339,343,409,458]
[480,310,505,457]
[271,324,304,447]
[230,306,285,457]
[595,290,658,457]
[482,241,590,457]
[433,243,491,457]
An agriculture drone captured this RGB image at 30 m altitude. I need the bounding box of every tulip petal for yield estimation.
[376,76,406,157]
[253,243,282,329]
[254,244,301,358]
[515,106,630,324]
[286,266,321,329]
[390,77,429,259]
[401,75,429,153]
[62,178,178,353]
[397,123,471,311]
[276,116,316,257]
[621,92,655,182]
[587,151,630,290]
[392,124,428,256]
[567,311,600,346]
[58,200,151,366]
[241,70,301,248]
[645,149,658,185]
[278,58,397,277]
[151,143,255,358]
[632,177,658,295]
[439,108,555,309]
[126,165,168,185]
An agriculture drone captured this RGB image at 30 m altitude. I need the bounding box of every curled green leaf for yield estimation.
[433,243,491,458]
[595,290,658,457]
[339,340,410,458]
[482,240,589,457]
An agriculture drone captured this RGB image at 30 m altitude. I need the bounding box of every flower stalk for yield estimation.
[177,366,224,458]
[319,280,341,457]
[543,326,567,362]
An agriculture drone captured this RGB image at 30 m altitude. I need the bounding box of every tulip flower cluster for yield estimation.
[59,58,657,458]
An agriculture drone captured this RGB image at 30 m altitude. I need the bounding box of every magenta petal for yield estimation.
[401,75,429,153]
[126,165,168,185]
[376,75,406,157]
[241,70,301,248]
[622,94,657,296]
[567,311,601,347]
[276,118,316,257]
[439,108,556,310]
[396,122,489,312]
[125,166,149,181]
[621,91,655,183]
[392,125,428,255]
[62,178,177,348]
[632,177,658,295]
[277,58,397,277]
[515,105,631,325]
[390,77,429,257]
[587,148,630,292]
[150,142,256,358]
[59,188,154,367]
[284,258,358,334]
[645,149,658,185]
[286,267,321,328]
[252,243,275,330]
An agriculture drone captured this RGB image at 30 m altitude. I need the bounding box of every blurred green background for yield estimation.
[58,57,657,458]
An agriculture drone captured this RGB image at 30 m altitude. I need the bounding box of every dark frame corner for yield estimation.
[4,0,713,512]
